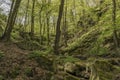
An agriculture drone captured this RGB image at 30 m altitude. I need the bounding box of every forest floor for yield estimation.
[0,42,52,80]
[0,42,120,80]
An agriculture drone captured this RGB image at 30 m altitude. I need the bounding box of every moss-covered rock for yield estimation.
[57,57,120,80]
[88,59,120,80]
[63,28,101,55]
[28,51,54,72]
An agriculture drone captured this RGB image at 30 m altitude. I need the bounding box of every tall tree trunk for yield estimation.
[39,6,44,44]
[53,15,56,33]
[46,15,50,45]
[43,15,46,38]
[54,0,65,54]
[46,0,51,45]
[62,0,68,47]
[112,0,119,48]
[24,0,30,32]
[30,0,35,38]
[1,0,22,41]
[73,0,76,27]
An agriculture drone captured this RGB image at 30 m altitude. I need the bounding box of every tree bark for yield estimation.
[39,5,44,44]
[24,0,30,32]
[54,0,65,54]
[46,0,51,45]
[30,0,35,38]
[1,0,22,41]
[112,0,119,48]
[62,0,68,47]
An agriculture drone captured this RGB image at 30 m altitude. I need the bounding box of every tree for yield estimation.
[1,0,22,41]
[24,0,30,32]
[46,0,51,45]
[38,2,44,44]
[30,0,35,38]
[54,0,65,54]
[62,0,68,47]
[112,0,119,48]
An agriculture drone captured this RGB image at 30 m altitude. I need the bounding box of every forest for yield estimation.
[0,0,120,80]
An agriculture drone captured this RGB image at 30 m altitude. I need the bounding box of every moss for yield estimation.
[92,59,120,80]
[89,42,108,56]
[65,73,80,80]
[60,56,80,63]
[95,60,114,72]
[16,40,44,50]
[11,31,22,42]
[28,51,54,71]
[98,71,113,80]
[63,28,101,54]
[28,51,43,59]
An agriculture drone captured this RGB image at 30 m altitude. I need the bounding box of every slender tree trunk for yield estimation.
[4,0,15,32]
[39,6,43,44]
[30,0,35,38]
[54,0,65,54]
[46,0,51,45]
[73,0,76,27]
[43,15,46,38]
[62,0,68,47]
[53,15,56,33]
[46,15,50,45]
[1,0,21,41]
[112,0,119,48]
[24,0,30,32]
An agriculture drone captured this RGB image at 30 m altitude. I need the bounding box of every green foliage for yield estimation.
[17,40,43,50]
[45,46,54,54]
[9,68,20,78]
[0,26,3,37]
[28,51,43,59]
[0,75,4,80]
[94,60,120,80]
[90,46,107,56]
[28,51,54,71]
[60,56,80,63]
[0,51,4,60]
[64,28,101,54]
[89,41,108,56]
[11,31,22,42]
[0,13,6,37]
[28,49,52,59]
[28,46,53,60]
[24,68,33,77]
[0,0,120,80]
[88,24,114,56]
